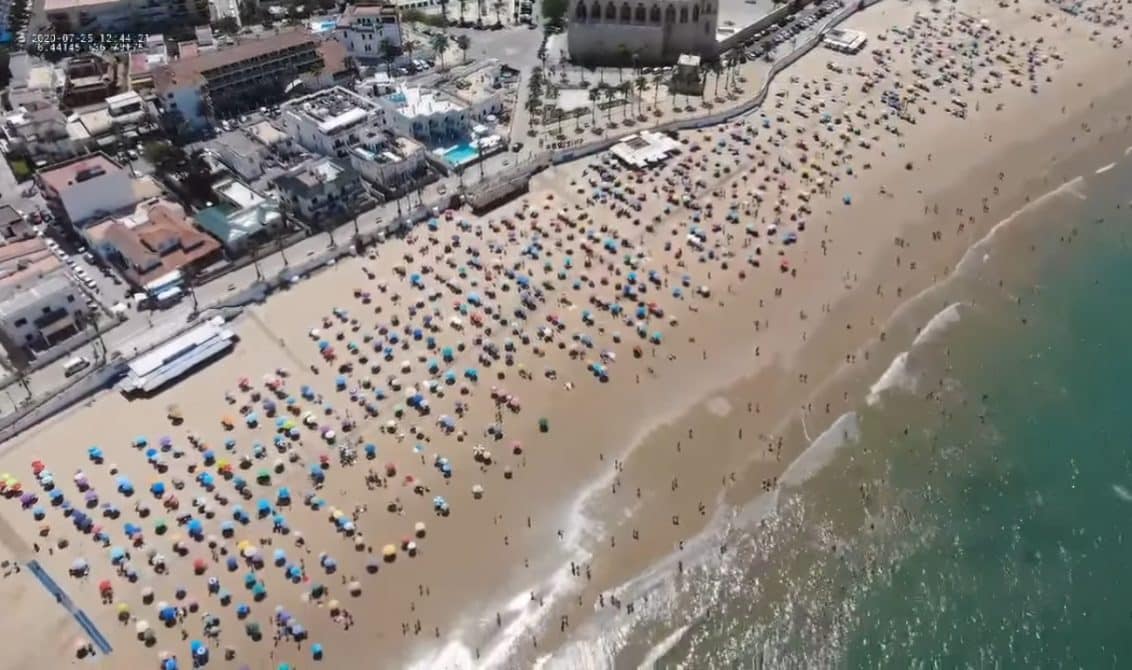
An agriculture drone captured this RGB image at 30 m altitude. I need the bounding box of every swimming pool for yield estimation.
[443,143,480,166]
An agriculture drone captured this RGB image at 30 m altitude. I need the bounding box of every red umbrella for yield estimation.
[31,460,45,475]
[192,558,207,574]
[98,579,112,594]
[384,463,397,477]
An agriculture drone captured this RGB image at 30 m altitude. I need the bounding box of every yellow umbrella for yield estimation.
[237,540,252,552]
[331,509,344,520]
[382,544,397,559]
[327,599,340,613]
[117,602,130,614]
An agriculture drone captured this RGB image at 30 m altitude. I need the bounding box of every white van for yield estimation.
[62,356,90,377]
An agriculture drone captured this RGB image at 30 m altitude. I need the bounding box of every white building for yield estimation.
[379,85,503,144]
[567,0,719,65]
[335,3,402,64]
[208,0,241,26]
[349,133,429,196]
[37,153,160,229]
[0,274,85,356]
[274,158,369,225]
[280,86,388,159]
[106,91,149,126]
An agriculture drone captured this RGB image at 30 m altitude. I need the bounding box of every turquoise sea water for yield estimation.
[547,154,1132,668]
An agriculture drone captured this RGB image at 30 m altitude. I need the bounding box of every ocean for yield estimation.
[544,150,1132,668]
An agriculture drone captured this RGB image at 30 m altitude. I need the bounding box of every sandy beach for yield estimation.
[2,1,1132,668]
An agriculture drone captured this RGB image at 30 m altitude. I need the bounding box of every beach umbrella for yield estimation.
[187,518,204,536]
[382,544,397,561]
[244,572,257,589]
[273,549,286,566]
[226,557,238,572]
[110,546,127,563]
[252,582,267,600]
[163,658,178,670]
[287,565,302,582]
[159,606,177,624]
[245,621,262,639]
[312,642,324,660]
[193,558,207,574]
[135,619,150,635]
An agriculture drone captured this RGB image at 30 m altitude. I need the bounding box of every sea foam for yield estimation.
[912,302,964,347]
[866,352,916,406]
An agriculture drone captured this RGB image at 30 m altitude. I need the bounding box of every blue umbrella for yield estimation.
[226,557,238,571]
[312,642,324,659]
[187,518,204,535]
[159,606,177,623]
[145,447,158,460]
[150,482,165,496]
[287,565,302,581]
[257,500,272,516]
[236,603,250,618]
[273,548,286,565]
[87,446,103,461]
[163,658,178,670]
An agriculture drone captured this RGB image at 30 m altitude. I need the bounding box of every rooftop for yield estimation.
[153,30,316,92]
[0,275,75,319]
[85,199,220,286]
[275,158,355,194]
[246,120,289,146]
[37,153,123,194]
[43,0,118,11]
[283,86,382,134]
[385,86,465,118]
[338,3,399,26]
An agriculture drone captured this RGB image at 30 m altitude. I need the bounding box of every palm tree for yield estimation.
[457,0,467,23]
[652,73,663,111]
[430,33,451,69]
[588,86,601,126]
[711,61,723,100]
[545,82,561,135]
[455,34,471,64]
[635,76,648,118]
[251,242,262,280]
[492,0,504,25]
[631,50,641,78]
[439,0,450,25]
[603,86,615,123]
[380,38,398,76]
[185,270,199,316]
[403,38,419,61]
[620,82,632,120]
[616,43,629,83]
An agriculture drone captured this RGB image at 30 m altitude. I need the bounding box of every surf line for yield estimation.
[1095,162,1117,175]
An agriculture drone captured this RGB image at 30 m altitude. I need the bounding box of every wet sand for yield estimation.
[0,1,1130,668]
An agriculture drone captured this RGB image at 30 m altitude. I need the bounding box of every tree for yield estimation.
[603,86,615,123]
[403,39,419,61]
[458,0,468,23]
[455,34,471,64]
[541,0,568,30]
[0,49,10,91]
[545,82,561,135]
[212,16,240,34]
[620,82,632,120]
[492,0,504,25]
[430,33,451,69]
[652,73,664,111]
[616,44,629,84]
[182,149,215,203]
[588,86,601,126]
[380,38,398,75]
[439,0,450,25]
[635,76,648,118]
[711,61,723,99]
[144,141,185,174]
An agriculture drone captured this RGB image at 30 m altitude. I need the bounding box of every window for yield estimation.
[67,295,75,303]
[620,3,630,21]
[679,6,687,22]
[13,317,27,328]
[705,3,712,13]
[42,306,51,314]
[591,1,601,19]
[692,4,699,21]
[649,5,660,21]
[634,3,645,21]
[664,5,675,23]
[576,2,587,19]
[605,2,616,19]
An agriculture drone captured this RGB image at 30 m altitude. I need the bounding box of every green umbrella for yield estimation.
[538,417,549,433]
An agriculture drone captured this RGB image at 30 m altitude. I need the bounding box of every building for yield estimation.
[208,0,240,25]
[2,93,78,160]
[0,207,35,243]
[671,53,703,95]
[119,315,236,396]
[610,130,681,168]
[129,51,170,91]
[82,198,221,289]
[195,178,285,255]
[336,3,402,64]
[61,54,120,108]
[208,123,298,184]
[567,0,719,65]
[824,28,867,54]
[0,239,62,286]
[153,30,338,133]
[44,0,208,33]
[274,158,368,226]
[379,85,503,144]
[37,153,162,229]
[281,86,387,159]
[0,274,86,356]
[349,132,430,198]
